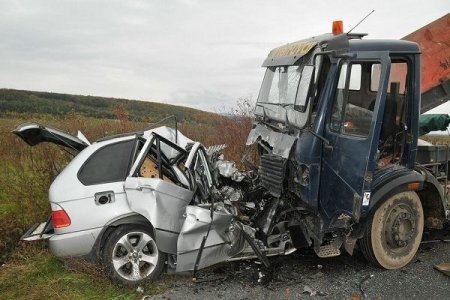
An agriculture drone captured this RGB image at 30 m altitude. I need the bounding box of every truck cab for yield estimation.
[248,25,449,268]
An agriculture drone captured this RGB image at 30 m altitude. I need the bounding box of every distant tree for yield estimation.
[112,102,129,122]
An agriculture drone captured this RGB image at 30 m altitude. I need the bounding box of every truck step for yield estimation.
[315,244,341,258]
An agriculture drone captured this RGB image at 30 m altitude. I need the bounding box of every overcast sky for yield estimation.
[0,1,448,112]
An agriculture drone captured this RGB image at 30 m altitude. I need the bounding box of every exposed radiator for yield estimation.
[259,154,286,197]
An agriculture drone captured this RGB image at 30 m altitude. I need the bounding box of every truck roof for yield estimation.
[262,34,420,67]
[348,39,420,54]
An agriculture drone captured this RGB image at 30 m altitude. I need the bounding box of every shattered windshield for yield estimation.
[257,66,302,105]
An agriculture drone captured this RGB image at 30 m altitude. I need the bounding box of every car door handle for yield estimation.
[136,185,154,191]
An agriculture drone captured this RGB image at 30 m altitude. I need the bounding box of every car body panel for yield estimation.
[176,205,246,272]
[49,227,103,257]
[13,122,89,151]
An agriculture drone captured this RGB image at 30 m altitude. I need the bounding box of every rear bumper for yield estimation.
[49,227,102,258]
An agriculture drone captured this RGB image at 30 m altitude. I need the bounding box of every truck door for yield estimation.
[319,52,390,223]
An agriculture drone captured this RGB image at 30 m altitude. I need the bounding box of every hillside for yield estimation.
[0,88,218,124]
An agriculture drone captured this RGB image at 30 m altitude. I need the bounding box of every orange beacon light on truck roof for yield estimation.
[332,20,344,35]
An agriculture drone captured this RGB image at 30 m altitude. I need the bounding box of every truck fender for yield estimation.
[352,170,424,239]
[367,170,424,213]
[415,167,448,229]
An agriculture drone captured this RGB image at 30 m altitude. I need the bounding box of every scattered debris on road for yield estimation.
[434,263,450,276]
[359,274,374,298]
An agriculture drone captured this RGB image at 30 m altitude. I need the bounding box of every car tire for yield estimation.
[360,191,424,269]
[103,225,166,285]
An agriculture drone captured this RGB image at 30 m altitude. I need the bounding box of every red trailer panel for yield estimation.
[402,13,450,93]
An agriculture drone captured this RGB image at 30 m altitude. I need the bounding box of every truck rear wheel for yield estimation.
[360,191,424,269]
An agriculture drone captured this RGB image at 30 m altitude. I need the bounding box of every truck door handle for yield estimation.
[137,185,154,191]
[324,144,333,153]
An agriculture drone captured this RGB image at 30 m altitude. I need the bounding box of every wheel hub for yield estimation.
[385,207,416,248]
[130,249,141,262]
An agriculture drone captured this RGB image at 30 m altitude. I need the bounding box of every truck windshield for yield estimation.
[257,65,302,105]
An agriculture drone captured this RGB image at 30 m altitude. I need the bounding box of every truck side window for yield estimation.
[371,60,408,129]
[371,62,408,94]
[330,62,374,137]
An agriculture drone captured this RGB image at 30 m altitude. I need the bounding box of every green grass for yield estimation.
[0,244,186,300]
[0,201,17,217]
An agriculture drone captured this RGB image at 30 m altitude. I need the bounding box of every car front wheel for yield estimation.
[103,225,166,285]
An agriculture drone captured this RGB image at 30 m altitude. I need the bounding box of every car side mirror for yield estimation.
[294,65,315,112]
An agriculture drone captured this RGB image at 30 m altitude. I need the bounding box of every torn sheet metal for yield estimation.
[246,124,296,158]
[176,205,246,272]
[215,160,246,182]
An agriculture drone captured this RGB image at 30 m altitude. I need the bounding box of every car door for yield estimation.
[319,52,391,223]
[124,134,194,254]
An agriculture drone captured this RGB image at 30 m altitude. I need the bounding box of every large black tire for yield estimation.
[102,225,166,285]
[360,191,424,269]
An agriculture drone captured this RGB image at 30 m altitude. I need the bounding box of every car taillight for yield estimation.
[51,210,71,228]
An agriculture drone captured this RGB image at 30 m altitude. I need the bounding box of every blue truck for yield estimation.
[245,16,450,269]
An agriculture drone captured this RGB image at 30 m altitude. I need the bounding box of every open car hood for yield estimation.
[13,122,89,152]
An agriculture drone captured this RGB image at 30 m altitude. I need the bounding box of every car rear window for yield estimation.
[78,139,135,185]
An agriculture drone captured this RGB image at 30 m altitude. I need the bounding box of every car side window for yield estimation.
[78,139,135,185]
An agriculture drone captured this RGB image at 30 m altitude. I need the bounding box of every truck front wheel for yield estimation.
[360,191,424,269]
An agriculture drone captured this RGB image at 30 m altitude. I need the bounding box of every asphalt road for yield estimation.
[147,236,450,299]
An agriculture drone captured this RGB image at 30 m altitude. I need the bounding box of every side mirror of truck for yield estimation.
[294,65,315,112]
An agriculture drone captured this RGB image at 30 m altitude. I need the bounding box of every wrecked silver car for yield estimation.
[14,122,291,284]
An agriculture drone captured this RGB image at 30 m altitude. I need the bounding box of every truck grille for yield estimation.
[260,154,286,197]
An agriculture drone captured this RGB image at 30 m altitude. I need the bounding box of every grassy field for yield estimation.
[0,243,191,300]
[0,88,220,124]
[0,105,251,299]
